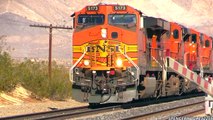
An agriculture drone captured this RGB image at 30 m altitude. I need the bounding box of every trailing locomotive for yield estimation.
[70,3,213,105]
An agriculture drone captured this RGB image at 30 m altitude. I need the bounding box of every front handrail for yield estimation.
[119,49,140,85]
[69,48,87,83]
[152,56,162,68]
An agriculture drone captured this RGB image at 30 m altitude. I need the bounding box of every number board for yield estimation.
[87,6,99,11]
[114,5,127,11]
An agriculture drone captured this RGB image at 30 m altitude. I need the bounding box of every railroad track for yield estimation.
[121,100,204,120]
[1,93,205,120]
[0,106,86,120]
[0,104,122,120]
[178,108,205,117]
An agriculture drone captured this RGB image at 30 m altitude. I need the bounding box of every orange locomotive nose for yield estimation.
[71,4,140,104]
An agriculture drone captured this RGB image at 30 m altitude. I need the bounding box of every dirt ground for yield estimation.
[0,85,87,117]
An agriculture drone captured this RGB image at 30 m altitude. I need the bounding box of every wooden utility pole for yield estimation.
[30,24,72,79]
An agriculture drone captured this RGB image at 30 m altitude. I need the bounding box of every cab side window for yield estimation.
[205,40,210,47]
[173,29,179,39]
[192,34,197,43]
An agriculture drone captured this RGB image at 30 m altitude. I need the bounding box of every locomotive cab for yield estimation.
[70,4,142,104]
[183,29,201,71]
[143,17,170,68]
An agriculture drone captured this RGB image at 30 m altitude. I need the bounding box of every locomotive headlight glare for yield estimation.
[116,58,123,67]
[92,71,96,74]
[101,28,107,38]
[83,60,90,66]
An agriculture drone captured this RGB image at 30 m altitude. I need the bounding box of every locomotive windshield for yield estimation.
[78,14,104,25]
[108,14,136,25]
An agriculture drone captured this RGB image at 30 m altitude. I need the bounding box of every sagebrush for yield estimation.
[0,36,71,100]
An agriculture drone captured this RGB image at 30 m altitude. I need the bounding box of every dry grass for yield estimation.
[0,37,71,100]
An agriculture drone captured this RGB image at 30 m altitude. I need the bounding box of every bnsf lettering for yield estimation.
[87,45,120,52]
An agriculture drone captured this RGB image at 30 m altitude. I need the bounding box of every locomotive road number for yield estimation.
[114,5,126,11]
[87,6,99,11]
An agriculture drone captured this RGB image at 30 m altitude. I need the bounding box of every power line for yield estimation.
[30,24,73,80]
[30,24,73,30]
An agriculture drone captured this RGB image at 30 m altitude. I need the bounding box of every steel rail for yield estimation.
[0,106,88,120]
[38,105,122,120]
[0,105,122,120]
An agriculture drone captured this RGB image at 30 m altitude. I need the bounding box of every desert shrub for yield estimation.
[0,36,17,92]
[15,60,71,100]
[15,60,49,96]
[0,52,17,92]
[0,36,71,100]
[48,63,71,100]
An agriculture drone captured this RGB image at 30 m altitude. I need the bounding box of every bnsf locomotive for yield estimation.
[70,4,213,105]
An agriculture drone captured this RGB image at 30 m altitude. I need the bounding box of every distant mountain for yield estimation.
[0,0,213,60]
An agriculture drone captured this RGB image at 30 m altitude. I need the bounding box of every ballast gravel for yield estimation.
[75,96,205,120]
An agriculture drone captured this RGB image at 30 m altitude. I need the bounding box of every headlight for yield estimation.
[192,45,195,48]
[83,60,90,66]
[101,28,107,38]
[116,58,123,67]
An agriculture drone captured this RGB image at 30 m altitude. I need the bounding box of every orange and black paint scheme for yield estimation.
[70,4,213,105]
